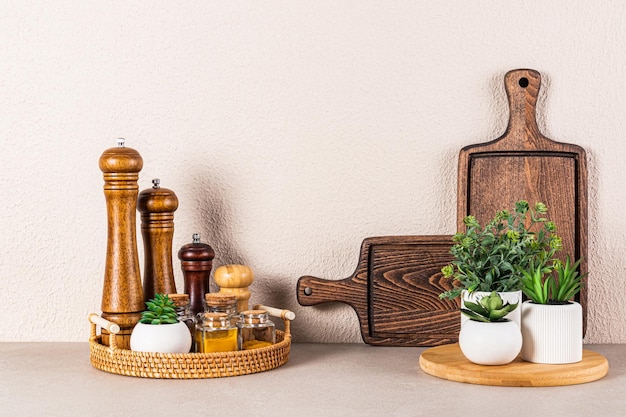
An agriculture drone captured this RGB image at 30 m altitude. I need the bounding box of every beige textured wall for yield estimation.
[1,1,624,343]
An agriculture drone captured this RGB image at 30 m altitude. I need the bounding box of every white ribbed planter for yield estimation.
[461,290,522,329]
[459,319,522,365]
[520,301,583,364]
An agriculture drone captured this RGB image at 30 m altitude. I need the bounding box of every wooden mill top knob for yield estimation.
[99,138,143,173]
[214,264,254,290]
[178,233,215,263]
[214,265,254,311]
[137,179,179,213]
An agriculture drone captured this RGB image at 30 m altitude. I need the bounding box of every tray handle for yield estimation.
[88,313,121,350]
[89,306,294,347]
[254,304,295,337]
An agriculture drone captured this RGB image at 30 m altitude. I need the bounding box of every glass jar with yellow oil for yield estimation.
[237,310,275,350]
[195,312,238,353]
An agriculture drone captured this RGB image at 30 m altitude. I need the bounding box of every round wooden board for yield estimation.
[419,343,608,387]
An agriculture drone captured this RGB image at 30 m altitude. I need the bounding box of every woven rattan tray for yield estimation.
[88,310,292,379]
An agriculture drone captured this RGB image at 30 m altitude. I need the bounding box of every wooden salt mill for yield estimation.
[214,264,254,312]
[178,234,215,316]
[137,178,179,302]
[99,138,144,349]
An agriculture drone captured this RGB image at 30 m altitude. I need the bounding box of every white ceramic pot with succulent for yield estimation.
[441,201,559,332]
[461,290,522,329]
[130,294,192,354]
[458,292,522,365]
[520,256,586,364]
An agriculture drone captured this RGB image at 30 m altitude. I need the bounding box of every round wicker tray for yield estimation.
[88,313,292,379]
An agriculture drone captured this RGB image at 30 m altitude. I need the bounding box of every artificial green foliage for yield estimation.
[139,294,179,325]
[440,201,562,300]
[461,291,519,323]
[520,255,587,304]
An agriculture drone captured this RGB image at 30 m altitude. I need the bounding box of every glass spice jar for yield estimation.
[202,293,238,325]
[167,293,196,352]
[237,310,275,350]
[195,312,238,353]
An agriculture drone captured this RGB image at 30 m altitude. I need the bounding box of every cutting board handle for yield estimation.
[297,275,365,308]
[501,68,550,149]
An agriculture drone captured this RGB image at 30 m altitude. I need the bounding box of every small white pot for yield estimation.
[459,319,522,365]
[520,300,582,364]
[461,290,522,329]
[130,321,192,354]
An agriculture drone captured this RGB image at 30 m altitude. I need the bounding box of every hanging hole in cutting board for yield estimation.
[303,287,313,296]
[518,77,529,88]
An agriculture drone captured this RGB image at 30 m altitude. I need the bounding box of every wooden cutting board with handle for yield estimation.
[457,68,588,334]
[296,69,588,346]
[297,235,459,346]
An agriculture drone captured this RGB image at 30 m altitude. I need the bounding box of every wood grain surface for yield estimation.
[178,235,215,316]
[297,236,458,346]
[419,343,608,387]
[215,264,255,312]
[296,69,589,347]
[137,182,179,302]
[457,69,588,333]
[99,144,145,349]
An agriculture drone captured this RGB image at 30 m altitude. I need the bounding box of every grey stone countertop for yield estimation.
[0,343,624,417]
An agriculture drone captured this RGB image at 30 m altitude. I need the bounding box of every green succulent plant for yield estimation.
[139,294,179,325]
[440,200,562,300]
[520,255,587,304]
[461,291,519,323]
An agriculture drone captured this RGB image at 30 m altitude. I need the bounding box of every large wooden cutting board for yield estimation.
[457,69,588,334]
[297,236,458,346]
[296,69,588,346]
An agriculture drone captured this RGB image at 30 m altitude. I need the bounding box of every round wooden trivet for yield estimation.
[419,343,608,387]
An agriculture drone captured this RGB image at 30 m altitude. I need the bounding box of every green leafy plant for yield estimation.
[520,255,587,304]
[461,291,519,322]
[139,294,179,324]
[440,200,562,300]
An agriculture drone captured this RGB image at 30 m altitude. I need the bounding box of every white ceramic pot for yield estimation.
[130,321,192,353]
[520,300,583,364]
[461,290,522,329]
[458,319,522,365]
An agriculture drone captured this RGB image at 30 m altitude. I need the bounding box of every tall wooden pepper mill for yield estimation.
[137,178,179,302]
[178,234,215,316]
[99,138,144,349]
[214,264,254,312]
